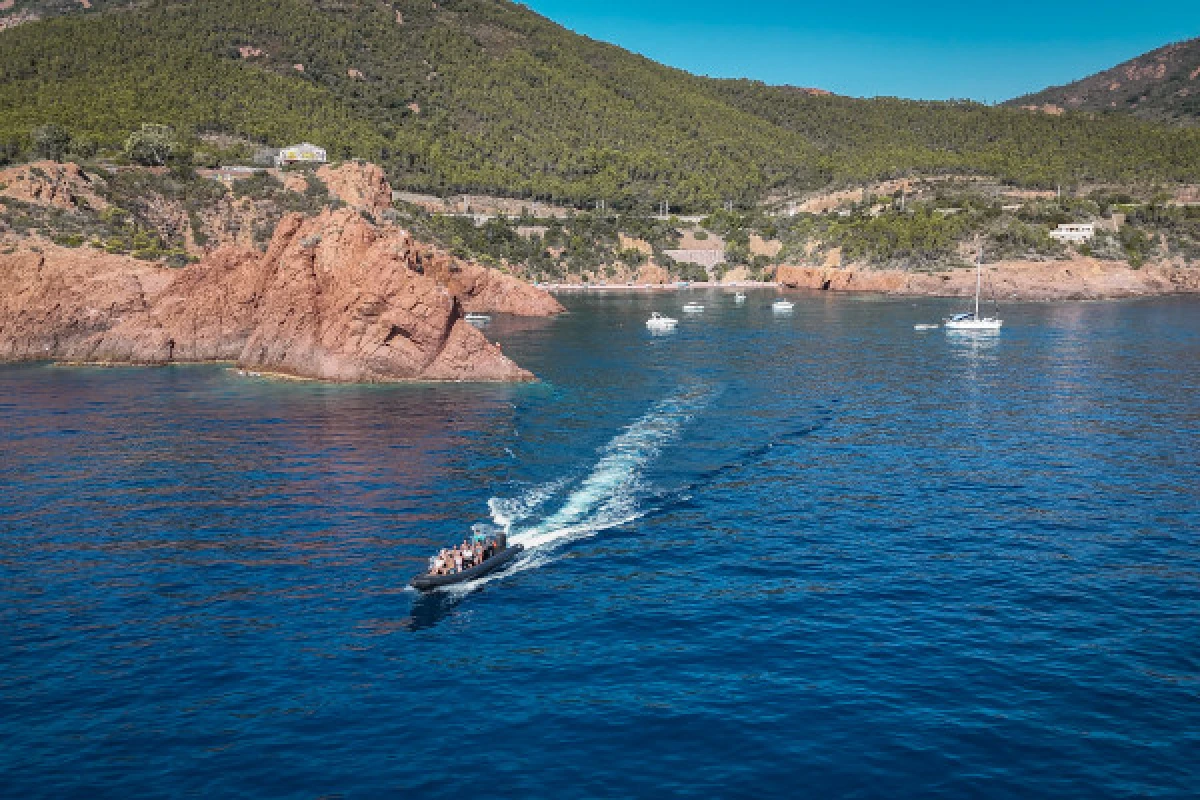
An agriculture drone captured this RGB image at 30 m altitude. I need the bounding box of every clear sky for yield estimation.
[519,0,1199,102]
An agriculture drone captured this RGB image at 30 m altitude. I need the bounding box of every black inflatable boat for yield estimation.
[410,544,524,591]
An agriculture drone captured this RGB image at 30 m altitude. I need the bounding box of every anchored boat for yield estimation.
[945,249,1003,331]
[646,312,678,331]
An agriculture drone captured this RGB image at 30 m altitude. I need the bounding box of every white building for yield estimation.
[275,143,327,167]
[1049,223,1095,243]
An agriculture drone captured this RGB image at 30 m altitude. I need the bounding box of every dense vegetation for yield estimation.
[403,189,1200,281]
[393,203,687,282]
[2,0,1200,212]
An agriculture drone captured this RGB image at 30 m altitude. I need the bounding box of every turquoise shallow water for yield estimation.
[2,289,1199,798]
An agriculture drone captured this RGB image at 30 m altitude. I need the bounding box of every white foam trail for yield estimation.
[432,388,705,594]
[487,478,568,533]
[432,389,708,595]
[518,391,706,546]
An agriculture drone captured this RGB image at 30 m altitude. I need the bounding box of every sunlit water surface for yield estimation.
[2,290,1198,797]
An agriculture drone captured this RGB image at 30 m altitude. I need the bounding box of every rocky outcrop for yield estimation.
[636,264,672,285]
[0,161,108,211]
[0,245,169,361]
[776,258,1200,300]
[420,250,565,316]
[0,209,562,382]
[316,162,393,213]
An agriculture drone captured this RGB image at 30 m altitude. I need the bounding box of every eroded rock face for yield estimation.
[0,245,167,361]
[316,162,393,213]
[0,161,108,211]
[0,209,562,382]
[419,248,566,316]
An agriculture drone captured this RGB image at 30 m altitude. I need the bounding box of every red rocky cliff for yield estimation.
[316,162,393,213]
[0,209,561,382]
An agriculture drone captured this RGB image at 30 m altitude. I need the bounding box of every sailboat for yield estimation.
[944,249,1002,331]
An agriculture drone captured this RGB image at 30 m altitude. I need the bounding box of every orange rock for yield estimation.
[776,256,1200,301]
[316,162,394,213]
[0,209,562,382]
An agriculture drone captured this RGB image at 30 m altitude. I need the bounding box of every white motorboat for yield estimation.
[682,302,705,314]
[464,313,491,325]
[646,312,678,332]
[913,323,940,331]
[772,299,795,313]
[734,292,747,304]
[945,249,1002,331]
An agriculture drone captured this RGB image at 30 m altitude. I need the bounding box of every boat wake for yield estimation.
[436,388,711,594]
[421,391,839,600]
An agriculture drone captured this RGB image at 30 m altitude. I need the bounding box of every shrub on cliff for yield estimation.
[124,125,176,167]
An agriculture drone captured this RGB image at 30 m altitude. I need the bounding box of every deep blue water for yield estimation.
[2,289,1199,798]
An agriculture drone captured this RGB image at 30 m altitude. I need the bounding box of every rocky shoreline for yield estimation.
[0,209,563,384]
[777,259,1200,301]
[534,261,1200,302]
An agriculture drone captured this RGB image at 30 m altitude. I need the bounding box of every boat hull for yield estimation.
[410,545,524,591]
[944,320,1003,330]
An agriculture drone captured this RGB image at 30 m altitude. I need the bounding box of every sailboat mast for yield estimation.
[975,249,982,318]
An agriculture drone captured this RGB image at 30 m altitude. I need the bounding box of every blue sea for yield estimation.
[2,290,1198,798]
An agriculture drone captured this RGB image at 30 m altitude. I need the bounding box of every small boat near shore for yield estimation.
[772,299,795,313]
[944,248,1003,331]
[682,302,705,314]
[734,292,747,304]
[646,312,678,331]
[411,540,524,591]
[464,313,491,325]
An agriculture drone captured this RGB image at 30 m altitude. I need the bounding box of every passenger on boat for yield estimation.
[426,536,508,577]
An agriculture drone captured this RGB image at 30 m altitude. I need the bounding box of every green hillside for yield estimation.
[1006,38,1200,125]
[2,0,1199,211]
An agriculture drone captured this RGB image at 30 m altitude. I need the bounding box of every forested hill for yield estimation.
[1006,38,1200,125]
[2,0,1200,211]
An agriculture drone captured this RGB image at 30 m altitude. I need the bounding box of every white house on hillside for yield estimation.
[1049,223,1095,243]
[275,143,327,167]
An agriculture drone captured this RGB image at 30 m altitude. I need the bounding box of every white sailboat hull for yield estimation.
[944,319,1003,330]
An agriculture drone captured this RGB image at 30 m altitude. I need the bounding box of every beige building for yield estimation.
[1049,223,1096,243]
[275,143,327,167]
